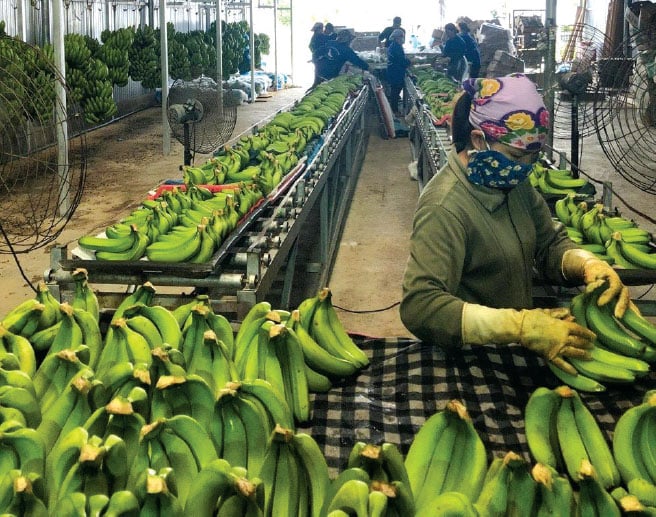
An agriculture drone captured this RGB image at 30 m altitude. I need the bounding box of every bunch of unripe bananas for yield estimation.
[413,69,459,122]
[76,183,262,262]
[529,163,593,196]
[1,276,655,515]
[555,194,656,268]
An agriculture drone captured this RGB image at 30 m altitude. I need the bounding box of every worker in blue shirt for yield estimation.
[386,29,411,115]
[438,23,467,81]
[314,30,370,85]
[458,21,481,78]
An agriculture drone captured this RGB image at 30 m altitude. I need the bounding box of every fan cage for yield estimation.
[0,36,87,254]
[167,77,238,156]
[593,22,656,194]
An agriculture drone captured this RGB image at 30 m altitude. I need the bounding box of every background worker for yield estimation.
[378,16,405,48]
[310,22,329,88]
[436,23,467,82]
[458,21,481,78]
[401,74,630,374]
[314,30,370,85]
[386,29,411,116]
[324,22,337,40]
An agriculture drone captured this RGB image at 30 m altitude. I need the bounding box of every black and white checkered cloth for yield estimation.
[300,337,655,476]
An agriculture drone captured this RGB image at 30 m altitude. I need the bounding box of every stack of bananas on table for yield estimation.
[554,193,656,267]
[529,162,593,196]
[76,183,262,262]
[543,286,656,392]
[231,287,370,423]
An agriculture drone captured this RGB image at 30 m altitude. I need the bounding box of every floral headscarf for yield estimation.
[462,74,549,151]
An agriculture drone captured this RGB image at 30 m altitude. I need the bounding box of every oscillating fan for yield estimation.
[167,77,238,166]
[0,35,86,261]
[545,23,618,172]
[592,8,656,194]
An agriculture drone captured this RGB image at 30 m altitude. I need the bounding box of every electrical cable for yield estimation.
[332,301,400,314]
[0,224,37,294]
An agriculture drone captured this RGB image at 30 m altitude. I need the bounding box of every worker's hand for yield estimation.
[519,309,595,375]
[461,303,594,375]
[562,249,630,317]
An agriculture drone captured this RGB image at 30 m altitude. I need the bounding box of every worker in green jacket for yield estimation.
[400,74,630,374]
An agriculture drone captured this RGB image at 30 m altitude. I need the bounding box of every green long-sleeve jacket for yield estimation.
[400,149,579,349]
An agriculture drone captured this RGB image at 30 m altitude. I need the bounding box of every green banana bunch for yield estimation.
[286,310,358,380]
[183,459,263,517]
[320,467,371,517]
[608,231,656,269]
[33,345,91,413]
[48,430,129,508]
[0,469,48,516]
[613,392,656,486]
[531,462,576,516]
[172,294,210,329]
[145,224,204,263]
[577,459,621,516]
[34,281,62,332]
[346,441,412,494]
[228,379,295,437]
[0,324,37,377]
[83,393,147,462]
[52,489,140,516]
[134,415,218,507]
[561,293,652,388]
[71,268,100,323]
[304,288,369,370]
[473,455,512,517]
[0,385,41,430]
[1,298,45,338]
[96,317,153,378]
[0,421,46,477]
[505,452,539,516]
[186,329,238,397]
[234,301,280,370]
[133,467,184,516]
[123,302,183,350]
[37,369,99,453]
[258,424,311,517]
[554,385,620,489]
[405,399,487,509]
[151,373,215,429]
[95,361,151,418]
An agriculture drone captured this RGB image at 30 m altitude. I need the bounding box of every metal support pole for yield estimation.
[52,0,71,216]
[160,0,171,155]
[216,0,224,114]
[289,0,294,85]
[249,0,256,102]
[544,0,557,160]
[273,0,278,90]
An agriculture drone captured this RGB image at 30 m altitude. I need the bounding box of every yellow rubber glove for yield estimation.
[461,303,595,375]
[562,249,630,318]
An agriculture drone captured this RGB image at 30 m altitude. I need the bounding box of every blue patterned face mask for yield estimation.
[466,148,534,189]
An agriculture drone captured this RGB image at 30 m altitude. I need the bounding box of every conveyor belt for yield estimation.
[47,84,372,319]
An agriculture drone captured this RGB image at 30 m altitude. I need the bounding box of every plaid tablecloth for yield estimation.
[300,338,655,476]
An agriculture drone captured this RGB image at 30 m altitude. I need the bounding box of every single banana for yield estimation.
[218,396,249,469]
[547,362,606,393]
[505,452,539,517]
[172,294,210,329]
[1,299,45,336]
[367,488,388,517]
[48,303,85,356]
[237,378,295,431]
[620,303,656,347]
[474,455,512,517]
[554,195,572,226]
[585,287,646,358]
[405,408,449,501]
[571,392,621,489]
[72,305,103,371]
[125,313,163,350]
[525,386,563,469]
[304,363,333,393]
[413,405,460,509]
[627,478,656,507]
[34,281,61,331]
[156,373,215,429]
[292,432,330,517]
[102,489,140,516]
[233,394,269,476]
[78,225,139,253]
[639,410,656,484]
[533,463,577,517]
[416,490,478,517]
[71,269,100,323]
[0,425,46,477]
[555,386,590,483]
[0,327,36,377]
[95,229,149,261]
[275,326,311,423]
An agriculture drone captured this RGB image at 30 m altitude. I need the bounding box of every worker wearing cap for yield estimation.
[401,74,630,372]
[310,22,330,88]
[437,23,467,81]
[313,30,370,86]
